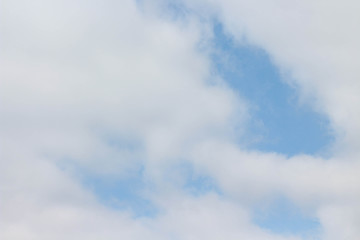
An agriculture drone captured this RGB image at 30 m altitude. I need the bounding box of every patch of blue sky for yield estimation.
[82,168,159,218]
[184,174,219,196]
[179,162,222,196]
[80,161,220,217]
[148,0,334,157]
[136,0,189,20]
[253,196,321,238]
[57,133,159,218]
[211,23,334,157]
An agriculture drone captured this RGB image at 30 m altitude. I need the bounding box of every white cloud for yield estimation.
[150,193,301,240]
[0,0,245,174]
[190,139,360,208]
[318,204,360,240]
[1,0,360,239]
[0,0,258,239]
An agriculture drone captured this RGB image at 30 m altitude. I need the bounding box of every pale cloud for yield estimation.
[0,0,245,174]
[191,140,360,205]
[318,204,360,240]
[150,193,301,240]
[1,0,360,239]
[0,0,254,239]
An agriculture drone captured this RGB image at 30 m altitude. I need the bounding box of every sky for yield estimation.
[1,0,360,239]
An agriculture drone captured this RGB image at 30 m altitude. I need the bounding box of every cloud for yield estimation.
[0,0,245,173]
[150,193,301,240]
[0,0,256,239]
[191,140,360,201]
[1,0,360,239]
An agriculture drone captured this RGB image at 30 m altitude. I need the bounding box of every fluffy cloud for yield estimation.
[1,0,360,239]
[0,0,253,239]
[0,0,245,173]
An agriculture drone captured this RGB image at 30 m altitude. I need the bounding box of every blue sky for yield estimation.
[1,0,360,239]
[253,196,321,237]
[212,22,333,156]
